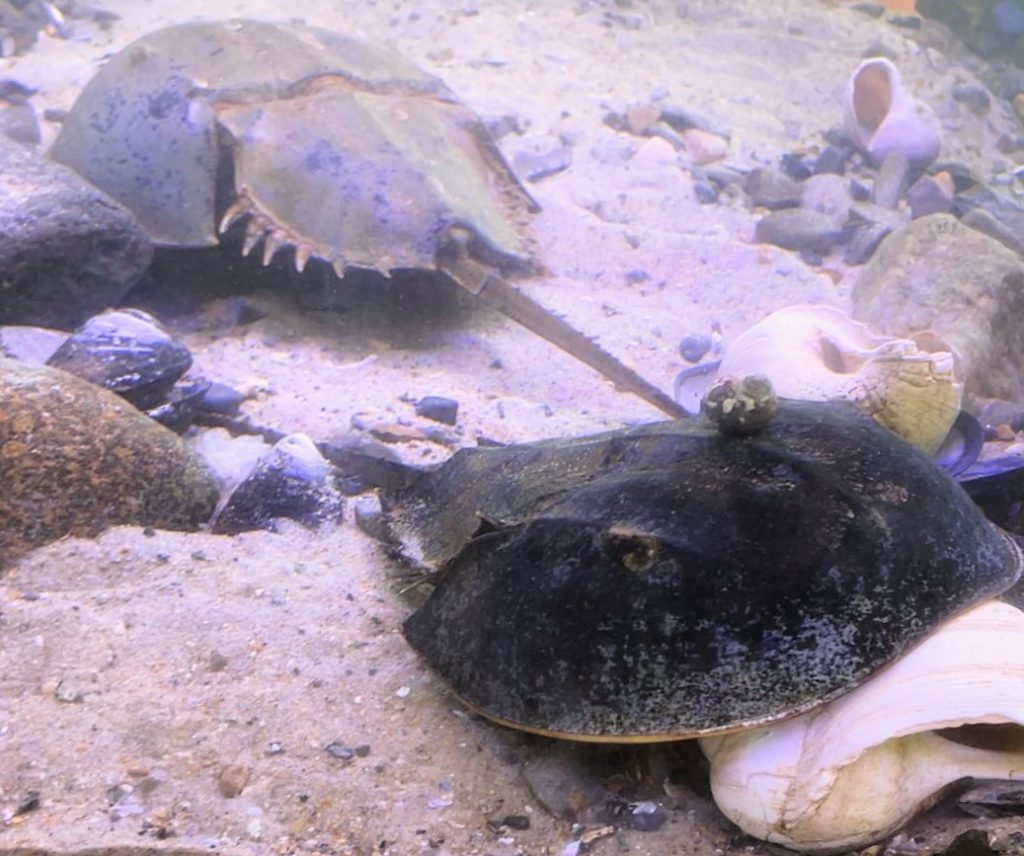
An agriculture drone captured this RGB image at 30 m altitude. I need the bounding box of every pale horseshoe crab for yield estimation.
[49,18,684,418]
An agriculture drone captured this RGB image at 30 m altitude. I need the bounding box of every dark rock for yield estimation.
[0,136,152,329]
[887,13,922,27]
[962,208,1024,257]
[678,333,712,363]
[212,434,344,535]
[952,83,992,115]
[852,2,885,17]
[813,144,851,175]
[978,399,1024,433]
[907,173,955,219]
[744,167,802,210]
[0,358,218,566]
[754,209,844,254]
[940,828,997,856]
[779,152,813,181]
[511,136,573,182]
[852,214,1024,400]
[871,150,910,209]
[702,165,745,189]
[658,104,731,140]
[843,221,893,265]
[692,177,719,204]
[415,395,459,426]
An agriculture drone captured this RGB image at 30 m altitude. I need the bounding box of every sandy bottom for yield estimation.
[2,1,1023,853]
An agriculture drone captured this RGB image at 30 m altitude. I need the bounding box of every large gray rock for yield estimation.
[0,136,152,329]
[0,358,218,566]
[852,214,1024,401]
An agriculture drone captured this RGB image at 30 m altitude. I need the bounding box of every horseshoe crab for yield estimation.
[49,19,683,418]
[347,391,1022,742]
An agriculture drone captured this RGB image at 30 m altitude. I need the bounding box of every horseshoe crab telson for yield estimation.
[49,19,684,418]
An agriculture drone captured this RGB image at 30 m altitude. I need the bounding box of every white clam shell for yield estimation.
[842,57,942,167]
[700,599,1024,854]
[713,304,962,453]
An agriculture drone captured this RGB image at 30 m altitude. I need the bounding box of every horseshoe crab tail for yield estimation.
[440,236,687,420]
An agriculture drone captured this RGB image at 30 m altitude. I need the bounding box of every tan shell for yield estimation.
[715,304,962,453]
[700,598,1024,853]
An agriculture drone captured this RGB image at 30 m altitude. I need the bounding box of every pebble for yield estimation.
[217,765,251,798]
[843,221,893,266]
[907,172,954,219]
[780,152,813,181]
[680,128,728,165]
[744,167,802,210]
[800,173,851,228]
[511,136,573,182]
[325,743,356,761]
[754,209,844,254]
[870,150,910,210]
[678,333,713,363]
[813,144,851,176]
[952,84,991,115]
[415,395,459,425]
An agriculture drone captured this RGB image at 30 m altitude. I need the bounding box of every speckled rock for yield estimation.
[852,214,1024,401]
[0,358,218,566]
[0,135,152,329]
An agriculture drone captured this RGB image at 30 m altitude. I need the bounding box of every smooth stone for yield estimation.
[680,128,728,166]
[745,167,802,210]
[870,150,910,209]
[0,136,152,329]
[415,395,459,426]
[843,221,893,265]
[907,173,954,219]
[754,209,844,254]
[852,214,1024,400]
[0,102,39,144]
[0,359,218,566]
[952,84,992,115]
[800,173,852,229]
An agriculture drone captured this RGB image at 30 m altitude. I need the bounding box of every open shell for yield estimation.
[696,305,963,454]
[700,599,1024,854]
[842,57,942,167]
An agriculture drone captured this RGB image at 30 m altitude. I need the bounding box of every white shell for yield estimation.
[842,58,942,167]
[713,304,962,453]
[700,600,1024,854]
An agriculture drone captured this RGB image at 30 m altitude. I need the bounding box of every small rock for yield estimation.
[0,135,152,328]
[369,422,429,443]
[217,765,251,798]
[952,84,991,115]
[264,741,285,756]
[0,102,39,144]
[678,333,712,363]
[199,382,246,416]
[353,494,389,542]
[502,815,531,830]
[961,208,1024,257]
[978,400,1024,433]
[887,13,921,28]
[871,150,910,209]
[940,828,997,856]
[907,172,954,219]
[415,395,459,425]
[680,128,727,166]
[754,209,844,254]
[624,103,660,136]
[0,359,218,566]
[779,152,813,181]
[744,167,802,210]
[813,144,851,176]
[800,173,852,228]
[325,743,356,761]
[843,221,893,265]
[852,2,885,17]
[511,136,573,182]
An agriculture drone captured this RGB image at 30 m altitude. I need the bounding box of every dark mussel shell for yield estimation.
[148,376,212,433]
[212,434,345,535]
[46,308,191,411]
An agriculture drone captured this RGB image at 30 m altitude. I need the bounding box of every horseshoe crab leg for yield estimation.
[441,240,687,420]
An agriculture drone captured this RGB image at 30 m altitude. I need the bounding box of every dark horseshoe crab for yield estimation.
[49,18,683,419]
[344,391,1023,743]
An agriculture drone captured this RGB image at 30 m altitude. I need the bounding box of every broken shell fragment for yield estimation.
[711,304,962,453]
[700,599,1024,854]
[842,57,942,167]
